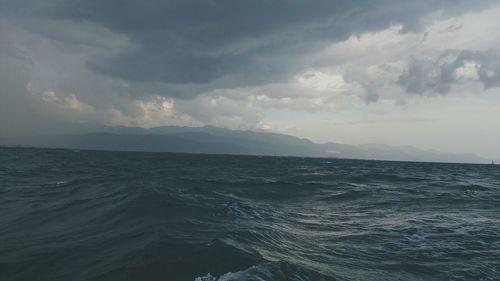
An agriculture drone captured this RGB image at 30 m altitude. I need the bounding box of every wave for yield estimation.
[445,183,490,191]
[350,173,430,183]
[317,190,368,202]
[195,261,335,281]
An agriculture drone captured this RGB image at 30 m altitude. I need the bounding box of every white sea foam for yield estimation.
[194,264,273,281]
[195,273,216,281]
[193,262,316,281]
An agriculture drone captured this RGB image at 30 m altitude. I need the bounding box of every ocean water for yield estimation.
[1,148,499,281]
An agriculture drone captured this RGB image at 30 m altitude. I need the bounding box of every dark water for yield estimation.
[1,148,499,281]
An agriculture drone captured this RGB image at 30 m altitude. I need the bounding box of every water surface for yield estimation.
[1,148,499,280]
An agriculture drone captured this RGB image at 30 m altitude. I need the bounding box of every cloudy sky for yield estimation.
[1,0,500,158]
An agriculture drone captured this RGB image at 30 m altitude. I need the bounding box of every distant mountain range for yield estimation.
[0,125,495,164]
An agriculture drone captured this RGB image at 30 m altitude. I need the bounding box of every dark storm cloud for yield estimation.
[398,49,500,95]
[2,0,495,93]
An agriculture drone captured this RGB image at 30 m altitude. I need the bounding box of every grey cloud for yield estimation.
[3,0,496,96]
[0,54,95,136]
[398,49,500,94]
[398,57,452,94]
[470,51,500,88]
[445,24,463,33]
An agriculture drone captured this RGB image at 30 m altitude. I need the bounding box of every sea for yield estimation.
[1,147,499,281]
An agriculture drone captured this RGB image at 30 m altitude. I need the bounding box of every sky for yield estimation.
[1,0,500,158]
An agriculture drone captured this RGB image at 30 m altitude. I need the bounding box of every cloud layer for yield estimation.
[1,0,500,157]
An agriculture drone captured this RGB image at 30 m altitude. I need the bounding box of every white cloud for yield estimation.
[455,61,479,80]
